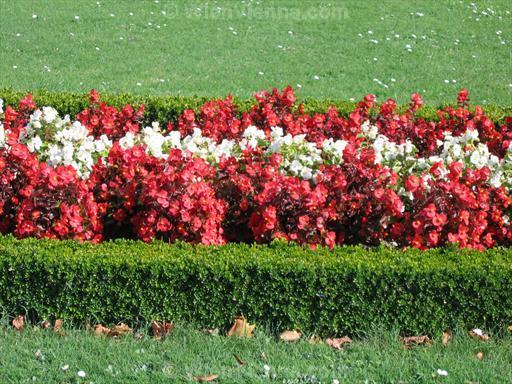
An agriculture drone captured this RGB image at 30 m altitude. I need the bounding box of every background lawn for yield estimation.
[0,325,511,383]
[0,0,510,104]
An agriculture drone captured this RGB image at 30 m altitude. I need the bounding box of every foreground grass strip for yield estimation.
[0,236,511,334]
[0,326,510,383]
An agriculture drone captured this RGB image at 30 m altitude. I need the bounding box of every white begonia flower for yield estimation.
[463,128,479,142]
[48,144,63,165]
[42,106,59,124]
[0,98,3,113]
[300,167,313,180]
[26,135,43,152]
[270,126,283,139]
[0,124,5,147]
[119,132,136,149]
[289,160,303,175]
[166,131,181,148]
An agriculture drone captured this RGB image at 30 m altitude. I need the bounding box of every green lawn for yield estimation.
[0,0,510,104]
[0,325,511,383]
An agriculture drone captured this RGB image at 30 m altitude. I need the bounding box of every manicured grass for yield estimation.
[0,0,510,104]
[0,325,510,383]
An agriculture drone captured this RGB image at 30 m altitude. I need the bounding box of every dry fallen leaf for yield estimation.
[109,323,132,337]
[193,374,219,382]
[475,352,484,361]
[233,354,246,365]
[279,330,302,342]
[259,351,266,360]
[151,320,174,340]
[133,332,144,340]
[326,336,353,350]
[34,349,42,359]
[54,319,63,334]
[507,325,512,333]
[442,330,452,346]
[227,316,255,338]
[94,324,111,337]
[203,328,220,336]
[469,329,489,341]
[308,335,324,344]
[400,335,432,348]
[12,315,25,331]
[40,320,51,329]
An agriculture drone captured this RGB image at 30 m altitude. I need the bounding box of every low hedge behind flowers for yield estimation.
[0,87,511,249]
[0,235,510,335]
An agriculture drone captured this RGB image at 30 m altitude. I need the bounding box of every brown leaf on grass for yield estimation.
[326,336,353,350]
[151,320,174,340]
[442,330,452,346]
[40,320,51,329]
[227,316,255,338]
[469,329,489,341]
[193,374,219,382]
[133,332,144,340]
[203,328,220,336]
[94,324,111,336]
[259,351,266,360]
[233,354,246,365]
[308,335,324,345]
[109,323,132,337]
[475,352,484,361]
[507,325,512,333]
[34,349,42,359]
[54,319,63,334]
[279,330,302,342]
[12,315,24,331]
[400,335,432,348]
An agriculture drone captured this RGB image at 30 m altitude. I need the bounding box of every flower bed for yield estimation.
[0,88,511,249]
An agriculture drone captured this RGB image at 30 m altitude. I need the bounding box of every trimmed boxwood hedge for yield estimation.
[1,88,511,126]
[0,235,510,336]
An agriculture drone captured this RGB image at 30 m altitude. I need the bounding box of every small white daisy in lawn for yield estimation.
[390,78,396,82]
[258,71,264,75]
[370,39,379,44]
[380,16,384,20]
[129,12,134,16]
[263,364,271,373]
[394,34,400,38]
[496,30,502,35]
[77,370,86,378]
[508,84,512,87]
[349,97,355,101]
[74,15,80,20]
[313,75,320,80]
[16,33,21,37]
[405,44,412,49]
[61,364,69,371]
[161,10,166,15]
[373,57,378,61]
[288,30,293,35]
[12,65,17,69]
[436,369,448,376]
[277,45,283,49]
[232,31,237,35]
[228,27,234,31]
[96,1,100,4]
[136,82,142,86]
[386,37,391,41]
[70,32,74,36]
[333,380,340,384]
[95,47,100,51]
[472,54,477,58]
[416,12,424,17]
[358,33,363,37]
[411,34,417,39]
[444,79,450,84]
[32,14,37,19]
[452,79,457,83]
[110,13,115,17]
[119,36,124,40]
[297,84,302,88]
